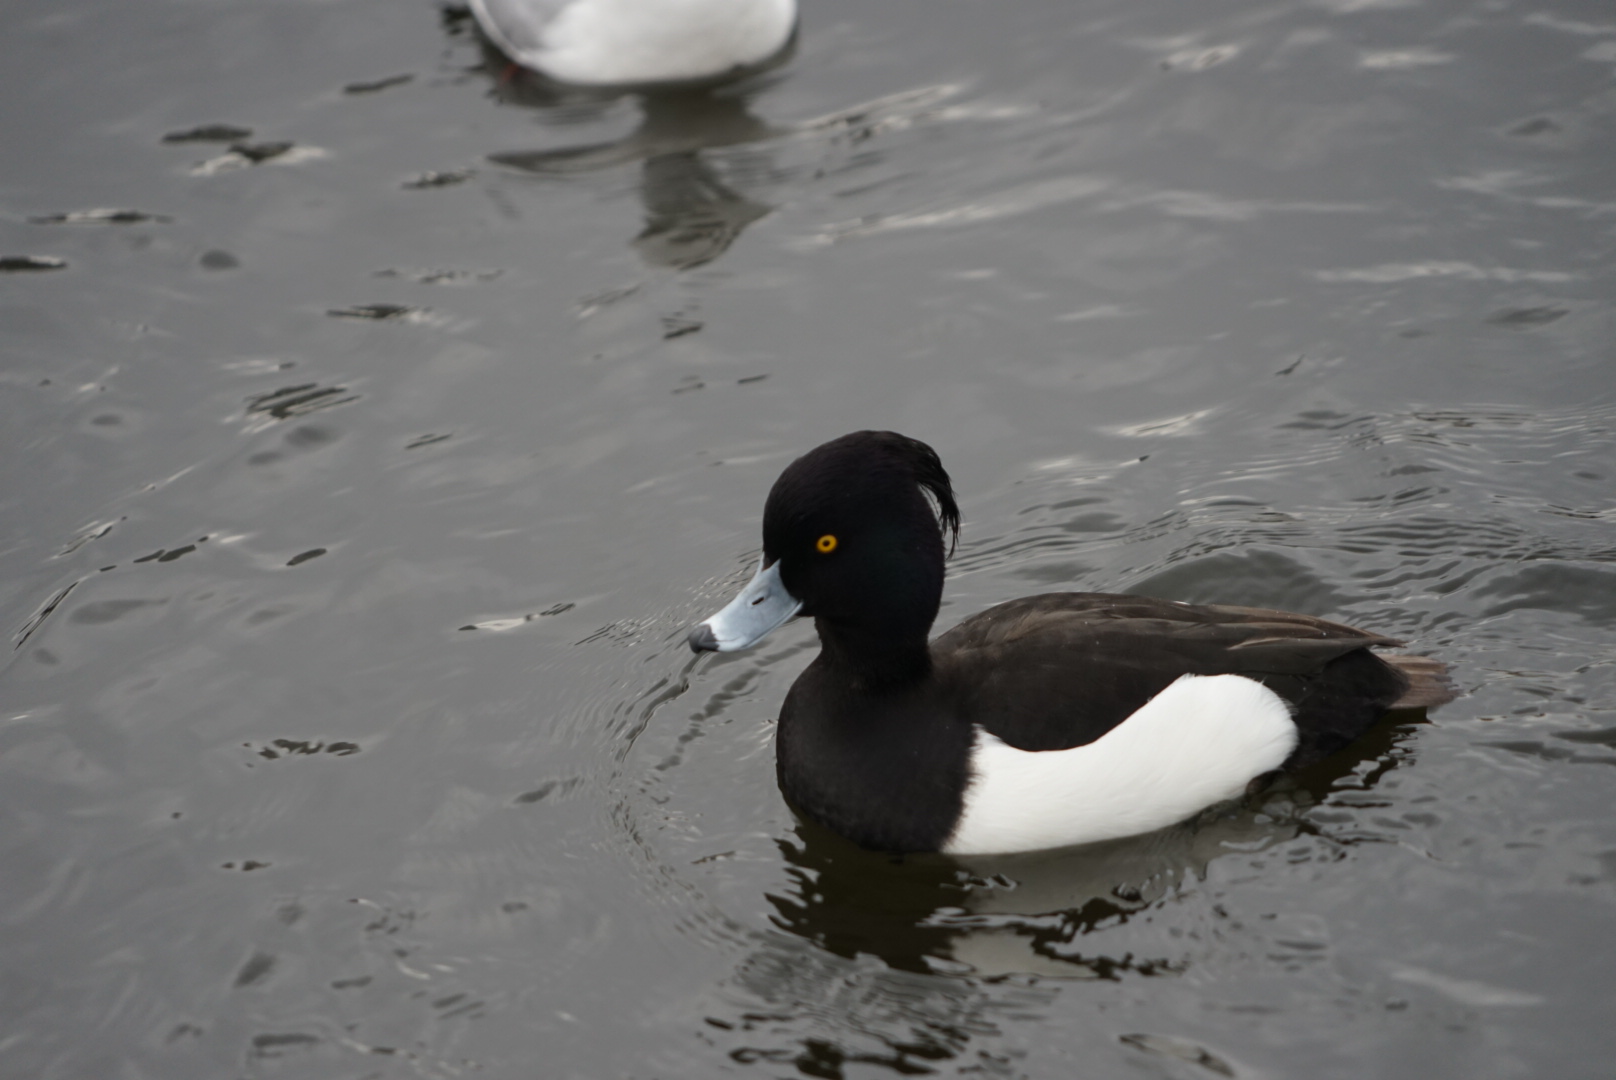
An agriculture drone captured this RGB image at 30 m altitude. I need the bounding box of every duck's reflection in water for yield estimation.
[701,812,1280,1072]
[487,89,778,269]
[632,149,771,270]
[769,799,1297,981]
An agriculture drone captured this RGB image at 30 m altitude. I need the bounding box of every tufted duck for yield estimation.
[688,431,1455,855]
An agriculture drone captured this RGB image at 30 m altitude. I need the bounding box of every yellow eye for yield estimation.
[816,534,838,554]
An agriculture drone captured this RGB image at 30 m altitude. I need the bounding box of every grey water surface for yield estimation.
[2,0,1614,1077]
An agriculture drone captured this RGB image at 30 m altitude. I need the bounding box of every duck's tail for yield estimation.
[1383,654,1457,709]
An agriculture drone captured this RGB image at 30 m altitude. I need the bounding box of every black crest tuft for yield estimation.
[888,433,960,556]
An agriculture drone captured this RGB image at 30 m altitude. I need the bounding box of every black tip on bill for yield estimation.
[687,624,719,654]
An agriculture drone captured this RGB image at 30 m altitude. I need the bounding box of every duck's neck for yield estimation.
[814,619,933,693]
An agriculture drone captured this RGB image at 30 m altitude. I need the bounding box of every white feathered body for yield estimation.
[470,0,797,85]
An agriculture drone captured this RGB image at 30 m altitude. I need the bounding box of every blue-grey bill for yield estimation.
[688,559,802,653]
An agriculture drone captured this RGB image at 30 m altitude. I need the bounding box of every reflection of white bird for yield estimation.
[468,0,798,86]
[487,94,777,269]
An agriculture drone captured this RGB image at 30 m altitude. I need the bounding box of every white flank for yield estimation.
[943,674,1298,855]
[520,0,796,85]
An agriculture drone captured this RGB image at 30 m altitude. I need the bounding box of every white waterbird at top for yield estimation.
[468,0,798,87]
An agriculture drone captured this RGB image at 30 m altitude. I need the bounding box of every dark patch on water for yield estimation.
[162,123,253,143]
[234,951,276,986]
[1488,306,1569,328]
[30,209,170,225]
[1505,117,1559,138]
[0,255,67,272]
[247,383,357,421]
[285,425,337,449]
[247,738,361,760]
[250,1032,317,1057]
[344,73,413,94]
[229,141,294,164]
[374,266,502,284]
[14,581,79,647]
[327,303,422,320]
[661,315,703,339]
[56,521,119,557]
[514,777,583,805]
[132,542,202,563]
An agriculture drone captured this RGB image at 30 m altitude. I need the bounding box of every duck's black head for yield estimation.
[688,431,959,670]
[765,430,958,632]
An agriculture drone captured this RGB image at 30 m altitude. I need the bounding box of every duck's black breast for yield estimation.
[775,658,976,854]
[933,592,1412,766]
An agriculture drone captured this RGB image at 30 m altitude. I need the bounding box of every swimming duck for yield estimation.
[688,431,1454,855]
[468,0,798,87]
